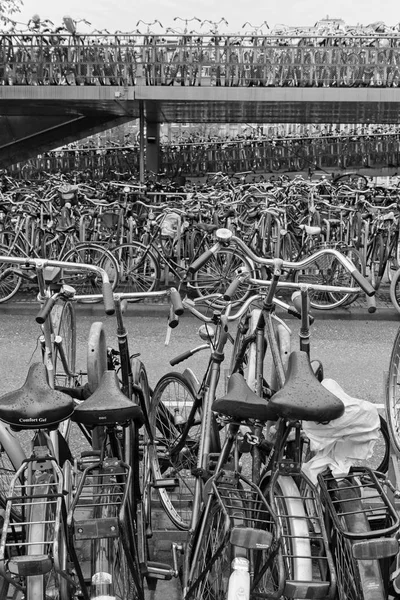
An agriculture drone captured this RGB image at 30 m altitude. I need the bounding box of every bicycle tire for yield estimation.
[373,415,390,474]
[149,372,200,530]
[91,478,142,600]
[0,422,26,519]
[186,486,246,600]
[332,173,369,191]
[61,243,119,299]
[25,474,71,600]
[192,247,254,308]
[294,247,362,310]
[87,321,108,394]
[52,301,76,388]
[132,358,152,563]
[230,308,290,394]
[111,242,160,295]
[279,230,300,262]
[386,326,400,454]
[229,308,259,386]
[0,243,24,303]
[40,231,63,260]
[390,260,400,311]
[189,229,209,262]
[330,480,386,600]
[256,475,313,600]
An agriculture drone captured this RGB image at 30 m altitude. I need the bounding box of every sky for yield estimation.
[11,0,400,34]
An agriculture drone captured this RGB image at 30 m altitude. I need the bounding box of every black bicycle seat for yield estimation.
[194,222,219,233]
[72,370,144,427]
[268,351,345,422]
[213,372,278,422]
[0,362,74,430]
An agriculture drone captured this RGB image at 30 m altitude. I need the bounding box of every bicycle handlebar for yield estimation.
[0,255,115,315]
[188,228,375,297]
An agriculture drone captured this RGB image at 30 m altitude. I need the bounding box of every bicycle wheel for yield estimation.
[386,326,400,454]
[229,308,290,394]
[149,372,200,530]
[52,301,76,388]
[186,487,245,600]
[61,243,119,299]
[0,422,26,519]
[111,242,160,294]
[333,173,369,191]
[192,247,254,308]
[253,475,314,600]
[189,229,210,262]
[372,415,390,474]
[91,478,142,600]
[25,475,72,600]
[294,247,362,310]
[40,232,63,260]
[389,267,400,315]
[0,243,24,303]
[329,481,386,600]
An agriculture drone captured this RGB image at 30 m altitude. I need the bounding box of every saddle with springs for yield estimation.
[213,350,345,423]
[0,363,144,431]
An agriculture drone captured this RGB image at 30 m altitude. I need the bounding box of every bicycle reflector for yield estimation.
[352,538,399,560]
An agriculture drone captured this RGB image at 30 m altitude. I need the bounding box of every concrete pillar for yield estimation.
[146,121,160,176]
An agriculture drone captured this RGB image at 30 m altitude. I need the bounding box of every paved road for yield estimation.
[0,302,398,401]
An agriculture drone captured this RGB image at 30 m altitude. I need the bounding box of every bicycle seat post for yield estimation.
[292,285,311,355]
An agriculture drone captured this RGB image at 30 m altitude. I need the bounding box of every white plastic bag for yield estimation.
[161,212,181,238]
[301,378,380,485]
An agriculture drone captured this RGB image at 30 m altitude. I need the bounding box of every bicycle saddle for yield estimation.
[194,222,219,233]
[212,372,278,422]
[72,370,144,427]
[268,351,345,422]
[0,362,74,430]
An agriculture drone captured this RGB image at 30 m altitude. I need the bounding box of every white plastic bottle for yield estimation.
[227,557,250,600]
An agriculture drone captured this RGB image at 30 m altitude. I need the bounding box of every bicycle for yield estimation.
[63,285,184,598]
[0,255,115,599]
[181,235,398,599]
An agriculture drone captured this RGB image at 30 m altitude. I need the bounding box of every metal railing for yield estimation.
[1,33,400,87]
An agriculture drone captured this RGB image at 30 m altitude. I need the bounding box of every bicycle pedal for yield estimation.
[145,561,176,580]
[152,477,179,490]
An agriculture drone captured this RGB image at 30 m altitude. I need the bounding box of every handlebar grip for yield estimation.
[223,278,241,301]
[188,248,215,274]
[170,287,184,316]
[170,349,195,366]
[102,281,115,315]
[287,306,315,325]
[168,305,179,329]
[366,293,377,314]
[36,296,58,324]
[351,269,375,297]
